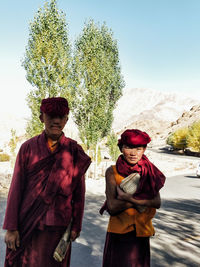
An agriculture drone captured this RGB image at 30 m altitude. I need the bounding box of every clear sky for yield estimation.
[1,0,200,117]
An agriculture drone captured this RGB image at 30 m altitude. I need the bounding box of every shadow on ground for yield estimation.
[151,199,200,267]
[0,192,107,267]
[71,193,107,267]
[72,194,200,267]
[1,193,200,267]
[185,175,199,179]
[0,195,7,266]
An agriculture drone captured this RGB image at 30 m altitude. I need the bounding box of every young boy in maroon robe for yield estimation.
[100,129,165,267]
[3,97,91,267]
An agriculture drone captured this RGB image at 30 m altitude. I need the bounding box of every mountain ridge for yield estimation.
[0,88,199,148]
[113,87,198,133]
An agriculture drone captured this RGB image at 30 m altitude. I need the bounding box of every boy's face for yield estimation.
[122,145,146,165]
[40,113,68,140]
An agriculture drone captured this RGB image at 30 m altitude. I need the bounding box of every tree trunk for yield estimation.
[94,143,98,179]
[86,149,90,179]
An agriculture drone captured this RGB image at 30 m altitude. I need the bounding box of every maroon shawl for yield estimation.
[100,154,165,215]
[116,154,165,199]
[4,132,91,266]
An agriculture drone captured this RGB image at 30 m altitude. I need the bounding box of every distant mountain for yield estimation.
[169,104,200,133]
[112,88,199,145]
[0,88,199,149]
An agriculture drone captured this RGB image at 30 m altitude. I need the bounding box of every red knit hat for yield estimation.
[118,129,151,147]
[40,97,69,117]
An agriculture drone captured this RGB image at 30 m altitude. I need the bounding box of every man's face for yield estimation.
[40,113,68,140]
[121,145,146,165]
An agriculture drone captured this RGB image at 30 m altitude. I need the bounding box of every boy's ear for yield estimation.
[39,113,44,123]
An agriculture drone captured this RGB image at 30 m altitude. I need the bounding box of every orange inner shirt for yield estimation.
[107,166,156,237]
[47,138,58,152]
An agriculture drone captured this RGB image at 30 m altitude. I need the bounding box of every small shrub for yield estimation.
[9,129,19,155]
[106,132,120,161]
[97,146,102,165]
[0,153,10,162]
[186,121,200,152]
[167,127,188,151]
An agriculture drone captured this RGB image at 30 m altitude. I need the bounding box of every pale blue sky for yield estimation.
[1,0,200,116]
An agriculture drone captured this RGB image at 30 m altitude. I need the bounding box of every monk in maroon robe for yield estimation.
[3,97,91,267]
[100,129,165,267]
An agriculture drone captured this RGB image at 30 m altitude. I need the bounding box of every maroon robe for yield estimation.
[3,131,91,266]
[103,231,150,267]
[100,154,165,266]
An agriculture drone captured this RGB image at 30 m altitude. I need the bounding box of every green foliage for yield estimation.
[106,132,120,161]
[167,121,200,152]
[25,116,43,138]
[8,129,19,166]
[9,129,19,155]
[186,121,200,151]
[166,133,173,147]
[22,0,72,137]
[97,146,102,165]
[167,127,188,151]
[71,19,125,149]
[0,153,10,162]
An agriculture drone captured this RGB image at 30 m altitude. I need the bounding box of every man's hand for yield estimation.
[70,231,80,242]
[4,230,20,251]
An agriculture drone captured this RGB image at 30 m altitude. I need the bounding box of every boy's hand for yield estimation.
[117,185,132,201]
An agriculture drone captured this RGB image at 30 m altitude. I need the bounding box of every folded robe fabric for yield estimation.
[100,154,165,215]
[116,154,166,199]
[3,132,91,266]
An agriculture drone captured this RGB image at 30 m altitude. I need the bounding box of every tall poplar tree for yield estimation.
[72,20,125,175]
[22,0,72,137]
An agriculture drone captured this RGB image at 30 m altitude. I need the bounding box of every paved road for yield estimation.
[149,147,200,162]
[0,193,7,266]
[0,173,199,267]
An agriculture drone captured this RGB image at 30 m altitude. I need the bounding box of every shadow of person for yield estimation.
[151,198,200,267]
[70,192,108,267]
[71,241,99,267]
[0,195,7,266]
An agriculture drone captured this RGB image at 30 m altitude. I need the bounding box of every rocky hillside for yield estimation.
[169,105,200,132]
[113,88,199,145]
